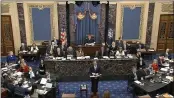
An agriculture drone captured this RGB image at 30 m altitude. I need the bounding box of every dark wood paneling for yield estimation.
[157,14,174,53]
[1,15,14,56]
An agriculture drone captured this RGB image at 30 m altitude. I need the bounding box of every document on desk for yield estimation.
[46,83,52,88]
[160,68,168,72]
[134,80,141,84]
[40,78,47,85]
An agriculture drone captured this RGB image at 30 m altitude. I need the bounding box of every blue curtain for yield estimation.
[75,2,100,45]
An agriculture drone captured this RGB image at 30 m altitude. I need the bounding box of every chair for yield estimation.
[62,93,76,98]
[14,87,26,98]
[80,84,88,97]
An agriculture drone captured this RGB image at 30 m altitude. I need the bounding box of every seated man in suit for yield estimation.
[51,37,61,46]
[76,47,84,57]
[158,55,165,68]
[96,43,109,57]
[136,41,144,51]
[109,41,117,56]
[19,43,28,53]
[116,47,125,56]
[30,43,39,53]
[165,48,171,59]
[116,37,123,48]
[6,51,17,64]
[89,61,101,95]
[85,34,95,46]
[122,41,130,54]
[137,57,146,69]
[66,46,75,56]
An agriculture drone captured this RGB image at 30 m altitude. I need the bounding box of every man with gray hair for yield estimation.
[19,43,28,52]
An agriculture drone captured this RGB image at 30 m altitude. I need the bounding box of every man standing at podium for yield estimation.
[89,60,101,95]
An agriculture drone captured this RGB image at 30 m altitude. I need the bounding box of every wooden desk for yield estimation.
[74,45,101,56]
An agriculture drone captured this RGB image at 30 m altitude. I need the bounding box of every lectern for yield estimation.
[90,73,101,95]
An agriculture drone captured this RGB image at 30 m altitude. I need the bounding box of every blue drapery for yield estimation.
[75,2,100,45]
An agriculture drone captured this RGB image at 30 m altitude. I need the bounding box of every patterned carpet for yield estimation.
[57,81,133,98]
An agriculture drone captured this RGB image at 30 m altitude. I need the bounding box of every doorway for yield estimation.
[1,15,15,56]
[157,14,174,53]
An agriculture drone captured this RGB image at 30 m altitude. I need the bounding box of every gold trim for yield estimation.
[120,4,145,40]
[28,3,54,43]
[161,3,174,13]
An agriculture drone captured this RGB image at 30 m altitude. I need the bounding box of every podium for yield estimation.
[90,73,101,94]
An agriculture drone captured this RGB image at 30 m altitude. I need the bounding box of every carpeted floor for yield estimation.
[1,54,174,98]
[58,81,133,98]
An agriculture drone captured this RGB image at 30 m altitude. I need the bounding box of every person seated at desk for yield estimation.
[116,37,123,48]
[158,55,165,67]
[56,46,64,57]
[165,48,171,59]
[136,41,144,51]
[18,58,29,73]
[136,51,142,59]
[66,46,75,56]
[61,40,68,56]
[137,57,146,69]
[132,66,150,81]
[46,42,57,57]
[85,34,95,46]
[151,59,159,72]
[52,37,61,46]
[30,43,39,53]
[122,41,130,53]
[19,43,28,53]
[76,47,84,57]
[96,43,109,57]
[38,59,46,75]
[6,51,17,64]
[109,41,117,56]
[116,47,125,56]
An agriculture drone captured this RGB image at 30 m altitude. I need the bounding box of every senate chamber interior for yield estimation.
[1,0,174,98]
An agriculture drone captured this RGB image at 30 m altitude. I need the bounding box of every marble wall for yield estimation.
[69,3,76,44]
[108,4,116,40]
[17,3,27,44]
[58,4,67,38]
[98,3,106,42]
[146,3,155,46]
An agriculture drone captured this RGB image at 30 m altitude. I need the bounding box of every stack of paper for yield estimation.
[85,56,90,59]
[134,80,141,84]
[40,78,47,85]
[160,68,168,72]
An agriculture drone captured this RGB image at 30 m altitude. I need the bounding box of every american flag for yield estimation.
[60,28,66,43]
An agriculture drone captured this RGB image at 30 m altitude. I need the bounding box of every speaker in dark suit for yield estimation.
[89,61,101,94]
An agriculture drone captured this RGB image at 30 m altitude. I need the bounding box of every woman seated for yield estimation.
[115,47,125,56]
[30,43,39,53]
[6,51,17,64]
[38,59,46,75]
[151,59,159,72]
[18,58,29,73]
[109,41,117,56]
[76,47,84,57]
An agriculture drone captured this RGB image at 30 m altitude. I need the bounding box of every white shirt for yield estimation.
[116,51,125,56]
[94,65,97,70]
[31,46,39,52]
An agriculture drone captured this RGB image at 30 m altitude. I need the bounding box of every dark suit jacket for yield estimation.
[85,38,95,44]
[116,40,123,48]
[109,46,117,56]
[136,69,150,80]
[136,43,144,49]
[20,45,28,51]
[98,46,109,57]
[137,59,146,69]
[39,64,46,75]
[89,65,101,75]
[51,39,61,46]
